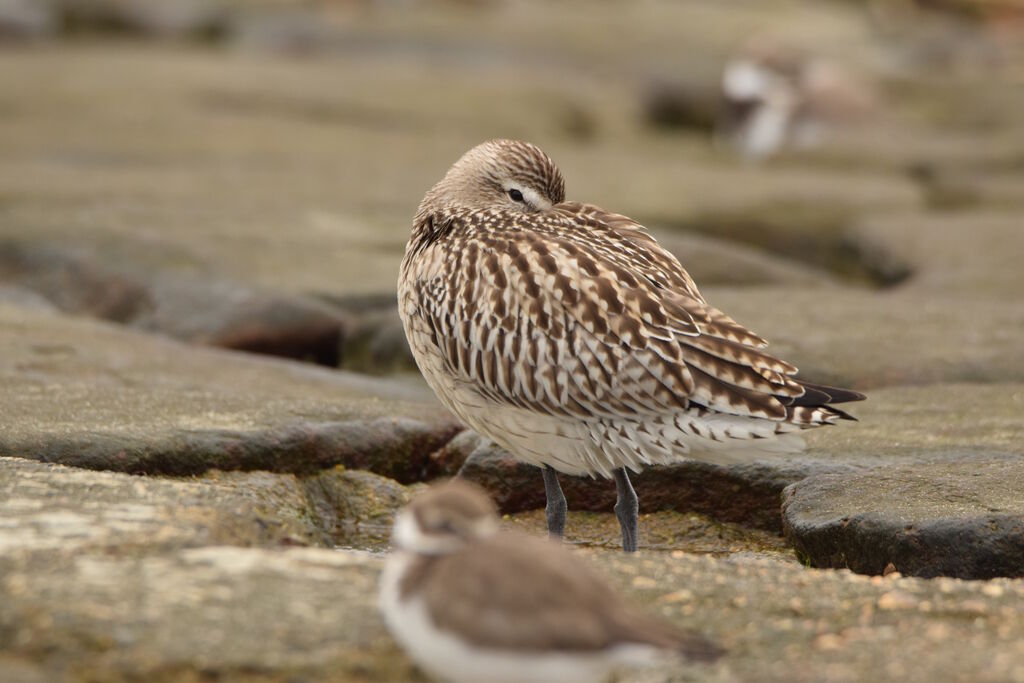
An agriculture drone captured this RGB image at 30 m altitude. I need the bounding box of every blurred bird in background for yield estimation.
[717,37,876,159]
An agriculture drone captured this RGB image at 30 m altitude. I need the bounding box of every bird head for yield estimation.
[391,479,500,555]
[419,139,565,215]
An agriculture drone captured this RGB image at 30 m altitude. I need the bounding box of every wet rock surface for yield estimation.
[783,458,1024,579]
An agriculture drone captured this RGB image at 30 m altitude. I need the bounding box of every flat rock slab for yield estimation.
[592,551,1024,683]
[0,238,357,366]
[459,382,1024,534]
[0,546,407,683]
[2,543,1023,683]
[782,458,1024,579]
[0,457,327,553]
[702,288,1024,389]
[0,306,459,480]
[0,43,922,298]
[0,456,412,554]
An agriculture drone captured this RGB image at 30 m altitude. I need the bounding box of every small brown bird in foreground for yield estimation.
[379,480,722,683]
[398,139,865,551]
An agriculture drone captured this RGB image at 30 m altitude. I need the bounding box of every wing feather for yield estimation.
[409,204,852,424]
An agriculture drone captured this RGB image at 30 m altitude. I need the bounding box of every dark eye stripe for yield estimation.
[508,189,524,202]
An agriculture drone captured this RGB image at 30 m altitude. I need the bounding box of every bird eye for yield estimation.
[508,189,524,202]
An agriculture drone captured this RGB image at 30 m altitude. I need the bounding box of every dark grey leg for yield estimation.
[613,468,639,552]
[541,466,567,539]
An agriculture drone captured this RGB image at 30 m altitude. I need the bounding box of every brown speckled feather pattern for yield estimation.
[398,140,863,478]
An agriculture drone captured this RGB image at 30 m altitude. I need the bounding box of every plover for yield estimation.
[398,139,865,551]
[718,40,874,159]
[379,480,722,683]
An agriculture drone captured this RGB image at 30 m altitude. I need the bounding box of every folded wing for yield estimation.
[412,203,863,426]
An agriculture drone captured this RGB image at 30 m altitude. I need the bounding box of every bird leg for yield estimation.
[613,468,639,552]
[541,466,567,539]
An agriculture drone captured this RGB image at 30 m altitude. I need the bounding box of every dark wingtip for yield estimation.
[829,406,859,421]
[796,380,866,405]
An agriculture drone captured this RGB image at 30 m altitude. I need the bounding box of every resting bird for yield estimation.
[379,480,722,683]
[398,139,865,551]
[718,39,875,160]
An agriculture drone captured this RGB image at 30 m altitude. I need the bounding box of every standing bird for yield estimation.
[379,480,722,683]
[398,139,865,552]
[717,39,876,160]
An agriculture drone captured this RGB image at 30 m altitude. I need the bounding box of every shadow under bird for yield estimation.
[379,480,722,683]
[398,139,865,551]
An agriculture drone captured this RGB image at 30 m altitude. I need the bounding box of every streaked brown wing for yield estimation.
[411,204,809,422]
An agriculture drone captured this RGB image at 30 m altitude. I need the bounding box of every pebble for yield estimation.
[878,591,918,610]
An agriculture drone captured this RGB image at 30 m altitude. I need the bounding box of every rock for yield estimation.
[229,10,339,55]
[0,0,56,40]
[0,456,328,552]
[302,467,411,551]
[505,508,793,557]
[0,240,351,366]
[338,305,416,374]
[0,545,413,683]
[4,452,1023,683]
[56,0,227,40]
[782,458,1024,579]
[0,42,926,305]
[3,534,1024,682]
[642,79,721,132]
[0,453,420,555]
[651,227,839,288]
[665,201,913,288]
[0,306,460,478]
[134,274,351,366]
[0,240,151,322]
[0,285,58,313]
[854,210,1024,296]
[426,427,477,478]
[704,288,1024,388]
[583,550,1024,683]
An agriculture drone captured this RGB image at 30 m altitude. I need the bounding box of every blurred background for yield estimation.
[1,0,1022,383]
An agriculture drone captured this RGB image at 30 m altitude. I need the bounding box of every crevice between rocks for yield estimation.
[448,434,834,534]
[1,418,464,482]
[652,202,914,289]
